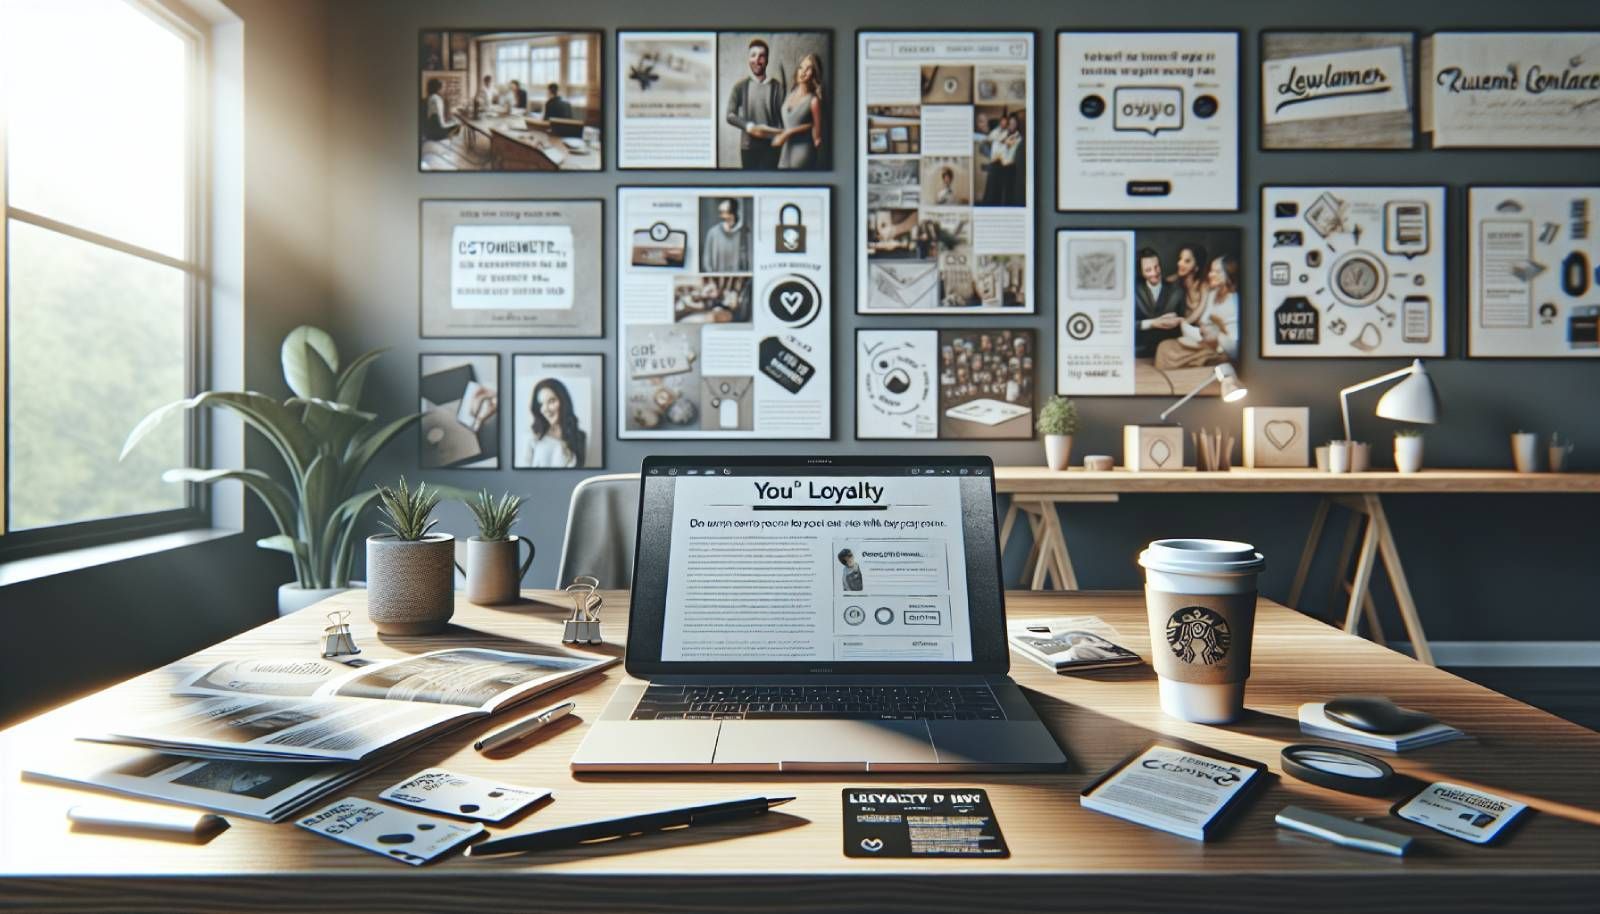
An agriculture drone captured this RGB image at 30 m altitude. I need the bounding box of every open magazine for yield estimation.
[81,648,617,763]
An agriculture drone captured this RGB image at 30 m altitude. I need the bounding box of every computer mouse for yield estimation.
[1325,696,1435,735]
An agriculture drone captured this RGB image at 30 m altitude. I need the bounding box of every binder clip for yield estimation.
[321,610,361,659]
[562,575,603,644]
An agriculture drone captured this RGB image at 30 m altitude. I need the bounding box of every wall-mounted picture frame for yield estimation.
[1467,185,1600,358]
[1259,185,1447,359]
[616,29,832,170]
[1259,30,1417,150]
[1056,227,1243,396]
[1056,30,1241,212]
[856,30,1036,315]
[419,199,603,338]
[1422,30,1600,149]
[856,329,1036,440]
[512,354,604,468]
[419,353,500,469]
[418,29,603,172]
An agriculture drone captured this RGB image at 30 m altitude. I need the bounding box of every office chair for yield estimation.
[555,473,639,589]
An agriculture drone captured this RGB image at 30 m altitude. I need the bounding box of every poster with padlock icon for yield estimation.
[617,186,831,439]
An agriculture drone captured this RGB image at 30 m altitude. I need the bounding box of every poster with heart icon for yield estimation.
[618,187,831,438]
[1242,406,1311,468]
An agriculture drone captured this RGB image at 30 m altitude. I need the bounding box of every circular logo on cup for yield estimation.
[1166,606,1231,665]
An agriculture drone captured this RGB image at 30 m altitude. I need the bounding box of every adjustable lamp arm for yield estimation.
[1159,374,1215,423]
[1339,365,1414,443]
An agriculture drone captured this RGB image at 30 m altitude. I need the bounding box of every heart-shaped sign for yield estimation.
[779,290,804,316]
[1264,420,1298,452]
[1149,438,1173,467]
[859,837,884,852]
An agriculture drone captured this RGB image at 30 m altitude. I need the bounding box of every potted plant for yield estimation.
[122,326,420,614]
[1394,428,1424,474]
[367,477,455,635]
[1038,395,1079,471]
[458,489,534,605]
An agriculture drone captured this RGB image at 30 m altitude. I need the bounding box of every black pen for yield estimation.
[466,795,794,856]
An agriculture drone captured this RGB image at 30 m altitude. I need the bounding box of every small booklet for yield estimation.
[81,648,616,763]
[1080,742,1267,841]
[1298,702,1466,752]
[1007,616,1141,672]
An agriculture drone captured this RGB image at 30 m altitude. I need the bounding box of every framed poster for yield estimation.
[1468,186,1600,358]
[1260,31,1416,150]
[419,354,500,469]
[1056,228,1243,396]
[856,31,1035,314]
[512,354,604,468]
[418,29,603,172]
[616,30,832,170]
[419,199,603,338]
[857,329,1036,439]
[1260,186,1447,359]
[1422,31,1600,148]
[617,186,831,439]
[1057,31,1240,211]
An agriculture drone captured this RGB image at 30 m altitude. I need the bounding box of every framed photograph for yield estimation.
[1260,186,1447,359]
[857,329,1036,439]
[419,354,500,469]
[1260,31,1417,150]
[512,355,604,468]
[1422,31,1600,148]
[1057,30,1240,211]
[856,31,1036,314]
[1467,186,1600,358]
[617,186,831,439]
[1056,228,1243,396]
[418,29,603,172]
[419,199,603,338]
[617,30,832,170]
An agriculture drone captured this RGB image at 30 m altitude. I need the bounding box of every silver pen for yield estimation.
[474,701,577,752]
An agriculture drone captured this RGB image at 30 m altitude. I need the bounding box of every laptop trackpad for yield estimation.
[713,721,936,766]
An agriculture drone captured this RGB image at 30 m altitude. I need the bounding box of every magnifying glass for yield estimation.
[1280,744,1397,797]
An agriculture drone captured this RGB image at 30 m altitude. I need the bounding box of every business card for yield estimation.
[1394,781,1528,845]
[380,769,551,823]
[842,787,1008,857]
[297,797,482,865]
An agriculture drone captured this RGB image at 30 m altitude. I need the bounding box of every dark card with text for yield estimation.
[842,787,1009,858]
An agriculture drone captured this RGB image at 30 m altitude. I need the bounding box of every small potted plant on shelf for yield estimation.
[1039,395,1079,471]
[1394,428,1424,474]
[366,477,454,635]
[459,489,534,605]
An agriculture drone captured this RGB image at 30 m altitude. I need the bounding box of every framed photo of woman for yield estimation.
[512,354,604,469]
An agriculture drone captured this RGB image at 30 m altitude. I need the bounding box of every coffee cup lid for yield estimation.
[1139,538,1265,576]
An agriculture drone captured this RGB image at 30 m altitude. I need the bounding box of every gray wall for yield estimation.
[321,0,1600,644]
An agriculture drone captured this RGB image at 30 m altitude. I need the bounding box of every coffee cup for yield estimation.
[1138,539,1266,724]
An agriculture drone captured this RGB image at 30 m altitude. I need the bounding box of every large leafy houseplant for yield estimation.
[121,326,420,590]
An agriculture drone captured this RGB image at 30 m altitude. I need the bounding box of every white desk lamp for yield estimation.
[1159,364,1248,422]
[1339,359,1439,442]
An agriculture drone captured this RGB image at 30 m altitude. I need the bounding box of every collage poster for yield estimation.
[1056,228,1243,396]
[857,32,1035,313]
[857,329,1036,439]
[1057,31,1239,211]
[617,186,831,439]
[1468,186,1600,358]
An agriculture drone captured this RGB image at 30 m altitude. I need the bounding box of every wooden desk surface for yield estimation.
[3,591,1598,913]
[993,466,1600,495]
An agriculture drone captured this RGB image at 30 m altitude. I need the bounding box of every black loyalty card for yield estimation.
[843,788,1009,858]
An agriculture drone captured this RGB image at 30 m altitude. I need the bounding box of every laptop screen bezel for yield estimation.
[624,455,1009,676]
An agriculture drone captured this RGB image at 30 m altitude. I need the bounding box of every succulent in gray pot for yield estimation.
[367,477,455,635]
[458,489,534,605]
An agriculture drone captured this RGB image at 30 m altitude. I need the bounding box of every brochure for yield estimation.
[1080,742,1266,841]
[1007,616,1141,672]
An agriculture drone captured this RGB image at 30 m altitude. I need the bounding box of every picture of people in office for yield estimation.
[419,354,500,469]
[418,29,602,172]
[673,276,752,324]
[937,329,1035,439]
[973,106,1026,206]
[697,196,753,273]
[513,355,603,470]
[838,549,865,592]
[1131,229,1243,394]
[716,32,831,170]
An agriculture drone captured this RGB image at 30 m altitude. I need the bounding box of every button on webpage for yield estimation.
[1126,181,1172,197]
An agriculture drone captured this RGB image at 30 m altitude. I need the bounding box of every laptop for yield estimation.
[571,455,1067,772]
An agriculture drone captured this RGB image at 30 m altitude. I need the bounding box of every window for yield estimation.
[528,42,561,89]
[566,36,588,89]
[494,41,528,90]
[1,0,206,553]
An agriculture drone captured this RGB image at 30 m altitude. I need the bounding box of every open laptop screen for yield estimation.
[627,457,1007,675]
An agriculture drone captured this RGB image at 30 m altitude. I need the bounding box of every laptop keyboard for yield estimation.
[630,684,1008,721]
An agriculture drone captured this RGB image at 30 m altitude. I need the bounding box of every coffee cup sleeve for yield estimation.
[1145,588,1257,686]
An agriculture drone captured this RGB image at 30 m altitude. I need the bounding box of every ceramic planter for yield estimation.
[1511,432,1539,473]
[457,536,536,605]
[1395,435,1424,474]
[1043,435,1073,472]
[366,533,455,634]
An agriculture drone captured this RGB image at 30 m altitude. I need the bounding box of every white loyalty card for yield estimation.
[297,797,483,865]
[380,769,552,823]
[1395,781,1528,845]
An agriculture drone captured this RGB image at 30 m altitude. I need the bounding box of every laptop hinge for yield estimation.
[780,761,867,772]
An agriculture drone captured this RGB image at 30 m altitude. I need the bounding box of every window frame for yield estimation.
[0,0,211,561]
